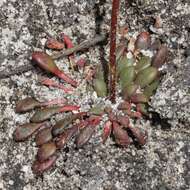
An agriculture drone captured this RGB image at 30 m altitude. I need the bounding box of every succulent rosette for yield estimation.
[13,28,168,175]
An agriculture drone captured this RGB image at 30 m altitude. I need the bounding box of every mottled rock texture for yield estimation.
[0,0,190,190]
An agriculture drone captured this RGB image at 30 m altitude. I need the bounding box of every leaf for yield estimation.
[130,93,148,103]
[89,105,104,115]
[135,55,151,72]
[93,78,107,97]
[135,32,151,50]
[135,66,158,88]
[152,45,168,68]
[37,142,57,162]
[117,115,129,127]
[102,120,112,143]
[32,155,57,175]
[13,122,46,142]
[128,126,147,146]
[56,125,78,149]
[30,107,60,123]
[119,66,135,89]
[45,38,65,50]
[32,51,77,87]
[76,126,95,148]
[32,52,59,74]
[35,127,53,146]
[117,53,134,75]
[15,97,40,113]
[122,83,138,100]
[113,122,131,147]
[52,112,86,137]
[144,80,160,98]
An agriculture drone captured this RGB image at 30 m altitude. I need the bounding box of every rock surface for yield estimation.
[0,0,190,190]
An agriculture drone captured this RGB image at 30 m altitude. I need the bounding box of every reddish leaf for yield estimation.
[30,105,80,123]
[32,155,57,175]
[45,38,65,50]
[40,78,73,93]
[76,58,86,67]
[13,122,46,142]
[76,125,95,148]
[52,112,86,137]
[61,33,74,49]
[32,52,77,87]
[56,125,78,149]
[35,127,53,146]
[117,115,129,127]
[37,142,57,162]
[152,45,168,68]
[15,97,40,113]
[135,32,151,50]
[113,121,131,147]
[117,101,131,111]
[87,115,102,126]
[59,105,80,112]
[128,125,147,146]
[102,120,112,143]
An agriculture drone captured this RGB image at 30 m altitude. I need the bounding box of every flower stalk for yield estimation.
[109,0,120,103]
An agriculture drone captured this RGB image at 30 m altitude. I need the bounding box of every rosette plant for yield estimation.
[13,0,168,175]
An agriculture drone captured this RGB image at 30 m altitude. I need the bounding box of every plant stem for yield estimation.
[0,35,107,79]
[109,0,120,103]
[52,35,107,59]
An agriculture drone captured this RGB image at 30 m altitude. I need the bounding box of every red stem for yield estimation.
[109,0,120,103]
[61,33,75,61]
[59,105,80,112]
[40,98,67,106]
[56,70,77,87]
[40,78,73,93]
[88,115,102,126]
